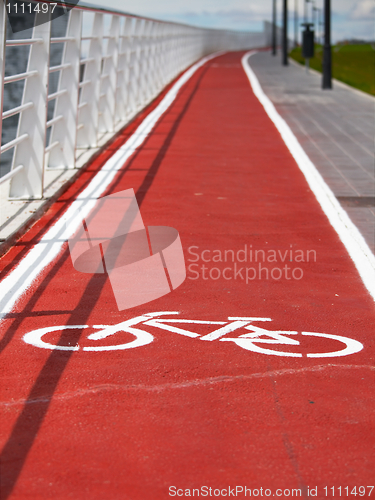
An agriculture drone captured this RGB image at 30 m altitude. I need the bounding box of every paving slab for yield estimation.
[249,51,375,253]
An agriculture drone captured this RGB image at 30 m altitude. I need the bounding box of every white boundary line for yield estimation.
[242,51,375,301]
[0,52,222,319]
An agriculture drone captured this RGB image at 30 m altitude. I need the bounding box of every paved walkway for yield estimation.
[249,52,375,253]
[0,51,374,500]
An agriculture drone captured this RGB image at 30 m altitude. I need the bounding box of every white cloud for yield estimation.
[151,7,269,30]
[350,0,375,20]
[82,0,375,40]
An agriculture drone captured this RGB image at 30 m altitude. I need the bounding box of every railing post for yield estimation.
[9,11,51,199]
[144,21,154,101]
[158,23,168,89]
[172,25,179,78]
[127,18,138,117]
[120,16,133,121]
[154,22,163,95]
[47,8,82,169]
[76,12,103,149]
[164,24,172,84]
[114,17,127,124]
[138,19,148,108]
[133,18,143,111]
[99,14,119,133]
[145,21,155,102]
[176,26,183,73]
[153,22,163,92]
[0,0,6,169]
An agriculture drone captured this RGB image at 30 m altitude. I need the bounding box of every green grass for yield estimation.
[289,44,375,96]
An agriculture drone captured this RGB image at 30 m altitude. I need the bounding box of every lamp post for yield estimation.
[313,6,321,44]
[322,0,332,88]
[272,0,277,55]
[294,0,298,47]
[282,0,288,65]
[305,0,313,25]
[312,3,315,29]
[312,2,317,36]
[313,6,317,42]
[319,8,323,44]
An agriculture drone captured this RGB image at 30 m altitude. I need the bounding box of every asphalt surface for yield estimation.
[0,51,374,500]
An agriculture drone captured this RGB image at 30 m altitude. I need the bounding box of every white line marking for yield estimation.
[143,318,227,338]
[242,51,375,302]
[200,317,272,341]
[21,313,364,357]
[145,319,226,324]
[143,319,201,338]
[228,317,272,321]
[303,332,363,358]
[0,53,222,319]
[221,337,303,358]
[200,320,251,341]
[22,322,154,352]
[23,325,86,351]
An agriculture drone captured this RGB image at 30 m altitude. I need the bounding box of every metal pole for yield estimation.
[312,6,315,33]
[272,0,277,55]
[294,0,298,47]
[322,0,332,88]
[282,0,288,65]
[313,3,317,36]
[319,8,323,45]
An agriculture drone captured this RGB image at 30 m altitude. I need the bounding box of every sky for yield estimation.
[83,0,375,42]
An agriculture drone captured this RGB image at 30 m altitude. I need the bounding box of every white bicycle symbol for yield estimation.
[23,311,363,358]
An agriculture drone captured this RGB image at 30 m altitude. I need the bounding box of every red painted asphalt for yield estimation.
[0,52,374,499]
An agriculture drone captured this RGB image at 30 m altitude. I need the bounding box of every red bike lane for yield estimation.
[0,52,374,499]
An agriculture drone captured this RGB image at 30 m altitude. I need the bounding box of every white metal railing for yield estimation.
[0,0,267,198]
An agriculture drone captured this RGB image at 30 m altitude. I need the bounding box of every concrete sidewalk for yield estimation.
[249,51,375,253]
